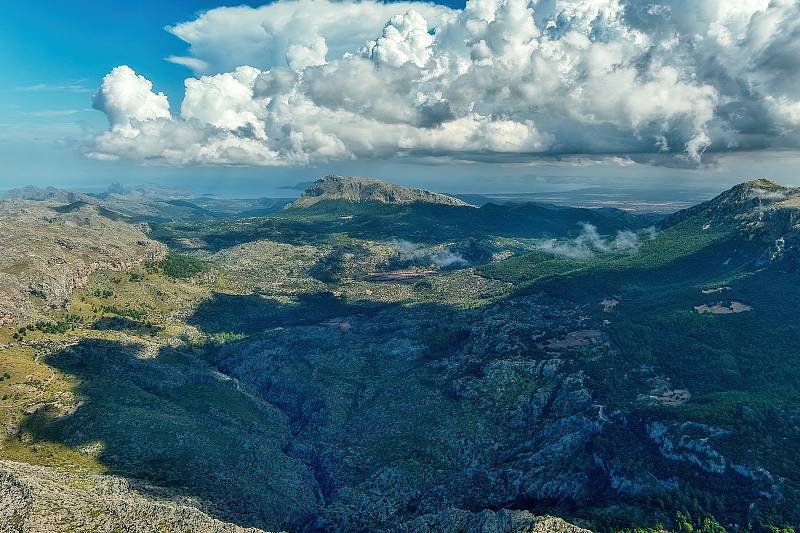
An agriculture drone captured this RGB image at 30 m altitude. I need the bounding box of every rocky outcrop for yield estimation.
[400,509,592,533]
[290,175,471,208]
[647,421,778,496]
[647,421,729,474]
[0,461,268,532]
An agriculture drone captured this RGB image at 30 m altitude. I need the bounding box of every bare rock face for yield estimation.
[0,461,268,533]
[210,293,604,531]
[0,198,167,323]
[290,175,471,208]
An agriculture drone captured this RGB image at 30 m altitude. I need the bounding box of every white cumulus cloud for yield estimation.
[92,66,171,134]
[164,0,455,74]
[89,0,800,167]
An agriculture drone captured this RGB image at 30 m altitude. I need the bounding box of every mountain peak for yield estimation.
[728,178,788,197]
[290,175,471,208]
[665,178,800,225]
[661,178,800,264]
[741,177,783,189]
[713,178,798,208]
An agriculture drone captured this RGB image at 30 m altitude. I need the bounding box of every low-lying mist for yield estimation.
[391,239,469,268]
[537,223,657,260]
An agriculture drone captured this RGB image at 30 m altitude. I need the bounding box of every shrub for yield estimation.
[161,253,209,279]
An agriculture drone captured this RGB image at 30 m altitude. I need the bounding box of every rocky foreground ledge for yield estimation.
[402,508,592,532]
[0,460,265,533]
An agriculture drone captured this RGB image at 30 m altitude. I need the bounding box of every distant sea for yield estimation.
[456,185,719,213]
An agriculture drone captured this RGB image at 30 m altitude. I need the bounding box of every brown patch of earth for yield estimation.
[695,301,752,314]
[538,329,605,351]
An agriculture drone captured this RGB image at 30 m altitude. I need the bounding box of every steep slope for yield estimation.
[0,198,166,323]
[290,175,471,208]
[661,179,797,226]
[0,461,589,533]
[478,181,800,530]
[487,179,800,287]
[661,178,800,266]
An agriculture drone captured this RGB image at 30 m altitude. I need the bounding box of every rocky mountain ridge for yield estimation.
[290,175,471,208]
[663,178,800,265]
[663,179,799,225]
[4,184,291,223]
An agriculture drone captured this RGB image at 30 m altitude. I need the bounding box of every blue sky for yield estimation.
[0,0,491,195]
[2,0,799,196]
[2,1,272,103]
[0,1,265,188]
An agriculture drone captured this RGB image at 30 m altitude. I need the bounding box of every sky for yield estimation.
[2,0,800,197]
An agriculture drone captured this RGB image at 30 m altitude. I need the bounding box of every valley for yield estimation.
[1,176,799,533]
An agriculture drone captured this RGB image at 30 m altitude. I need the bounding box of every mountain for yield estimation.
[198,177,655,253]
[4,184,292,223]
[2,186,96,204]
[290,175,471,208]
[662,178,800,266]
[481,179,800,287]
[2,178,800,532]
[662,178,799,226]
